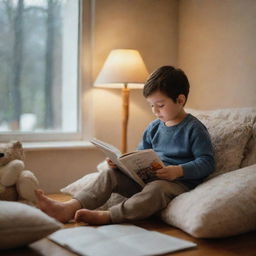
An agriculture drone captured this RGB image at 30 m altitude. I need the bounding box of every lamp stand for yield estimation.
[121,84,130,154]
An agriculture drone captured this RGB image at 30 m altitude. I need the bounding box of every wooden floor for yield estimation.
[2,194,256,256]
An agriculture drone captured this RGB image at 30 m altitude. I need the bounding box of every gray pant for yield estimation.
[74,168,189,223]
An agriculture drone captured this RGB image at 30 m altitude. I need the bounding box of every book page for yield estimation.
[90,138,145,187]
[119,149,164,183]
[48,224,197,256]
[96,223,148,237]
[90,138,121,156]
[118,231,196,255]
[90,138,121,167]
[117,163,146,187]
[49,226,106,250]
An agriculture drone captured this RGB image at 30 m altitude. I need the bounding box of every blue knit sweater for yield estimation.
[137,114,215,189]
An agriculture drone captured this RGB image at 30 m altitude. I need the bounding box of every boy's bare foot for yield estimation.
[35,189,81,223]
[74,209,111,225]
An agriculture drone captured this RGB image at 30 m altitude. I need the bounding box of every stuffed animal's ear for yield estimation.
[10,141,25,161]
[12,141,23,150]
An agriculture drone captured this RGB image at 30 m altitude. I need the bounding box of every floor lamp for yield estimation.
[94,49,149,153]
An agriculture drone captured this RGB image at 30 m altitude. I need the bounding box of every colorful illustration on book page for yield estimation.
[137,160,163,183]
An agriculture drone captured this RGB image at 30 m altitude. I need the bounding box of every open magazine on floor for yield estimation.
[49,224,197,256]
[90,138,165,187]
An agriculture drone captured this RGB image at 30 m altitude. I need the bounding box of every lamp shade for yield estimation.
[94,49,149,89]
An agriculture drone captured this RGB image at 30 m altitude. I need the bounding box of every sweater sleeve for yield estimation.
[180,126,215,180]
[137,126,152,150]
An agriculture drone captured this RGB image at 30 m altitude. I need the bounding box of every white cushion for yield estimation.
[0,201,63,249]
[196,116,252,179]
[187,107,256,169]
[161,164,256,238]
[60,161,109,196]
[187,107,256,124]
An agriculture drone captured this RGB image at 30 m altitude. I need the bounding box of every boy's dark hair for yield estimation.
[143,66,190,105]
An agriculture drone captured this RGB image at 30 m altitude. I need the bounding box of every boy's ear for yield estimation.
[177,94,186,105]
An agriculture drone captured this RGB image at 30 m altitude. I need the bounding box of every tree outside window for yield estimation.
[0,0,79,134]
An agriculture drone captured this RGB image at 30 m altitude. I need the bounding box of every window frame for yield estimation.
[0,0,92,143]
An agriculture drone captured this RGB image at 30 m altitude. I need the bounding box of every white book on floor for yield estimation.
[48,224,196,256]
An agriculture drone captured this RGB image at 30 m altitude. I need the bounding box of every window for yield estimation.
[0,0,82,141]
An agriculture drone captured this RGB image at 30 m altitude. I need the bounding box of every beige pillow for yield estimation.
[187,107,256,124]
[196,115,252,179]
[161,164,256,238]
[60,161,109,196]
[60,172,99,196]
[187,107,256,170]
[241,123,256,167]
[0,201,63,249]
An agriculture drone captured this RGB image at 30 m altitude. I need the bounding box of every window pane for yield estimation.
[0,0,79,133]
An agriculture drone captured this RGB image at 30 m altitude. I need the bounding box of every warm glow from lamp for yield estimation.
[94,49,149,89]
[94,49,149,153]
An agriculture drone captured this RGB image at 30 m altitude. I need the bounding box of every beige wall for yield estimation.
[25,148,104,194]
[178,0,256,109]
[92,0,179,152]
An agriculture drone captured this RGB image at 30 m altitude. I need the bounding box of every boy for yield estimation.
[35,66,215,225]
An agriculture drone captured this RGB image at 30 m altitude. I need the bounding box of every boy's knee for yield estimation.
[141,180,173,208]
[144,180,185,197]
[144,180,171,194]
[149,180,170,189]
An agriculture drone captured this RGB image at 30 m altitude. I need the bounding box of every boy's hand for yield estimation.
[154,165,183,180]
[106,158,117,169]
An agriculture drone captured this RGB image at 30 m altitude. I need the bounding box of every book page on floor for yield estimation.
[90,138,165,187]
[49,224,197,256]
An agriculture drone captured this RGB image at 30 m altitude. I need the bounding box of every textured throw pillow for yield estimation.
[187,107,256,124]
[60,172,99,196]
[241,123,256,168]
[60,161,109,196]
[161,164,256,238]
[196,115,252,179]
[0,201,63,250]
[187,107,256,170]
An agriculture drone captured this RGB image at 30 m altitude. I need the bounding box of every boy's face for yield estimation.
[146,90,185,123]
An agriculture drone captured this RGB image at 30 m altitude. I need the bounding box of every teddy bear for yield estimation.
[0,141,39,204]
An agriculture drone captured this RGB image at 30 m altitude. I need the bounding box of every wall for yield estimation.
[178,0,256,109]
[25,147,104,194]
[92,0,179,151]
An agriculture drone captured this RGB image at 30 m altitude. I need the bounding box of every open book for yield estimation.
[90,138,165,187]
[49,224,197,256]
